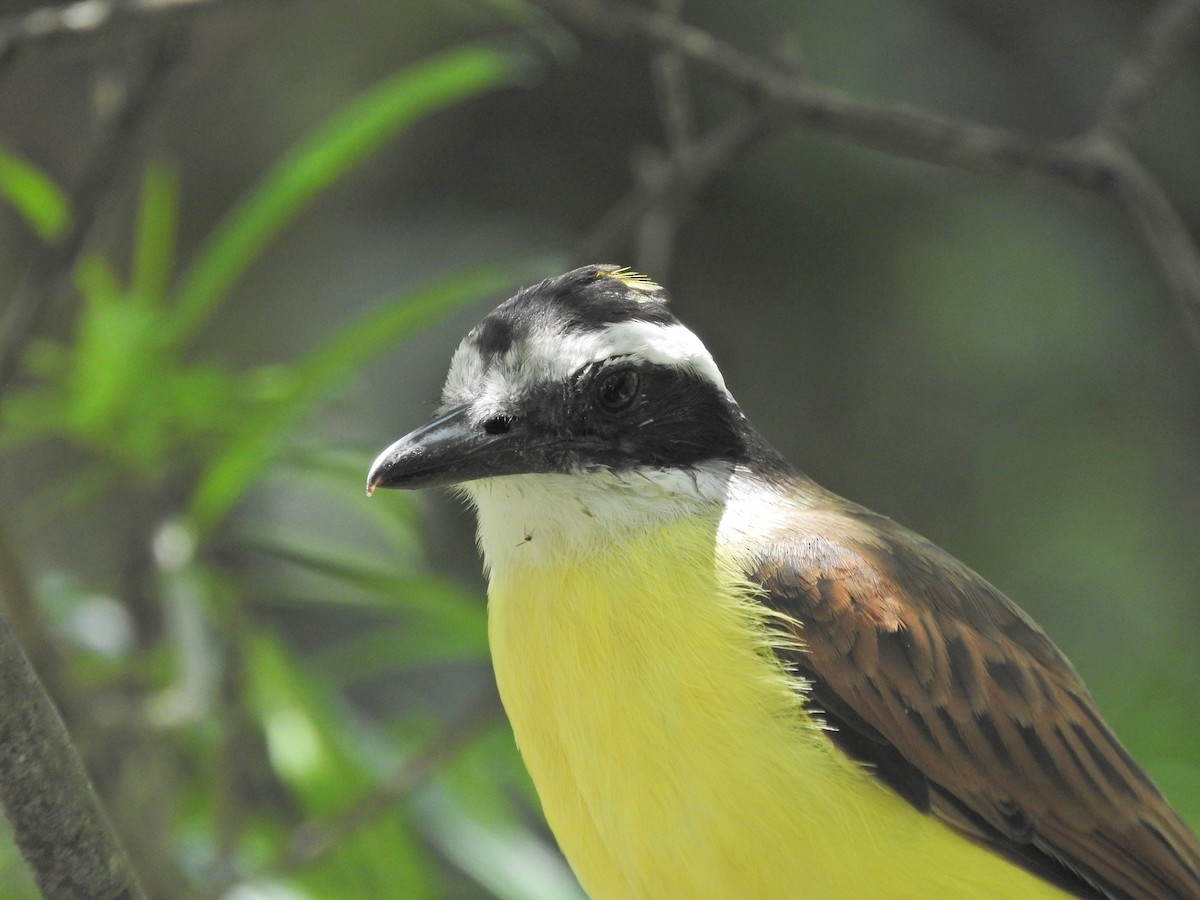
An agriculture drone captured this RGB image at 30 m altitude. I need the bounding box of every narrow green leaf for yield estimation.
[317,624,488,686]
[188,264,511,532]
[0,148,69,240]
[278,450,426,553]
[437,726,531,831]
[242,531,485,634]
[66,256,163,450]
[73,254,125,309]
[131,163,178,308]
[416,781,585,900]
[283,266,508,423]
[169,46,517,343]
[246,631,436,897]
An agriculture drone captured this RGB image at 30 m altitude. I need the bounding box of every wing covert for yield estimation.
[751,506,1200,900]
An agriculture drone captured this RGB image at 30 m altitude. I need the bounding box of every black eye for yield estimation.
[483,416,512,435]
[595,368,640,414]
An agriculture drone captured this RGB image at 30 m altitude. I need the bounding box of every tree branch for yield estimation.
[1099,135,1200,347]
[536,0,1200,342]
[576,106,775,265]
[0,520,82,726]
[635,0,693,275]
[0,607,146,898]
[1094,0,1200,137]
[532,0,1101,179]
[0,0,268,74]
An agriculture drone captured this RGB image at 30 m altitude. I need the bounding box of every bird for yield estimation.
[366,264,1200,899]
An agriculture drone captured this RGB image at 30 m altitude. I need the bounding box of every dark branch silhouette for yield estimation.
[0,572,146,898]
[539,0,1200,342]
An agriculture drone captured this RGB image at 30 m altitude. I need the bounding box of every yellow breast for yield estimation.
[486,515,1068,899]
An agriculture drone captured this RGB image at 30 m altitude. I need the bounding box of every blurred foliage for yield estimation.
[0,0,1198,897]
[0,40,575,898]
[0,148,70,241]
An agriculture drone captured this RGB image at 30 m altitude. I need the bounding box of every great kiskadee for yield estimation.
[367,264,1200,898]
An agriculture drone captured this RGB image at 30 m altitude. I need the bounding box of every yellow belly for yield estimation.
[487,517,1069,899]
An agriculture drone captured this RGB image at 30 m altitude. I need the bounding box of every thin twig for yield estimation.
[650,0,692,155]
[636,0,694,276]
[0,0,263,74]
[577,106,774,265]
[1093,0,1200,137]
[534,0,1111,184]
[1098,135,1200,345]
[536,0,1200,346]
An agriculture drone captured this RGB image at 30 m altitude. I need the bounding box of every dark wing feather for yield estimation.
[751,490,1200,900]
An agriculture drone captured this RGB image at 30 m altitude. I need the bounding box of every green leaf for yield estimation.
[0,147,69,240]
[73,253,125,308]
[436,725,531,831]
[169,45,518,343]
[131,163,178,308]
[246,631,436,897]
[415,775,584,900]
[67,258,160,438]
[51,252,244,474]
[251,631,360,804]
[280,449,426,554]
[188,264,512,532]
[317,624,487,686]
[244,531,485,636]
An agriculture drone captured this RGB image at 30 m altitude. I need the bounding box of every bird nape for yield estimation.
[367,264,1200,899]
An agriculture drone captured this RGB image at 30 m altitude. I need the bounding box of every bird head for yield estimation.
[367,265,781,497]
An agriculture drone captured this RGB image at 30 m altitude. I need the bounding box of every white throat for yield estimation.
[461,464,737,576]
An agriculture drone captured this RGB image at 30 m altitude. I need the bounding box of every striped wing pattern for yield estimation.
[751,496,1200,900]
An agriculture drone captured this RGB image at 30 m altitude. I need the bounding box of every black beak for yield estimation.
[366,403,536,495]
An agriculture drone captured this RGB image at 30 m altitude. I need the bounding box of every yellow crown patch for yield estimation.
[604,267,664,298]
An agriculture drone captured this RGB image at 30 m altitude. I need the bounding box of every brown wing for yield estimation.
[751,491,1200,900]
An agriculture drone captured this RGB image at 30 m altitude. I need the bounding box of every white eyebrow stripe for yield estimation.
[440,318,730,416]
[604,322,727,391]
[548,322,728,393]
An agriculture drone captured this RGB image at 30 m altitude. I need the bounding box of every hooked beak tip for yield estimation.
[365,464,389,496]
